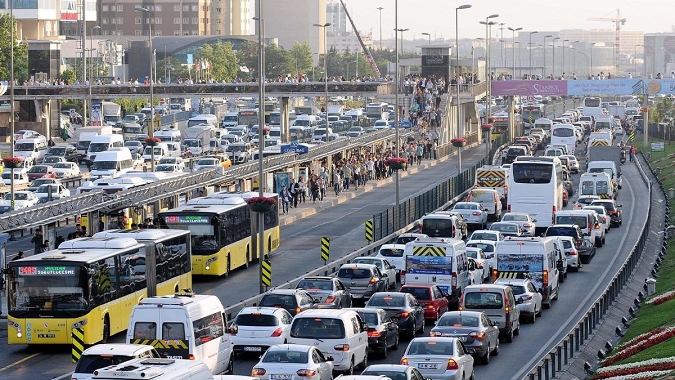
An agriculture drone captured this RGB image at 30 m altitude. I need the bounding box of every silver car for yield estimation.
[494,278,543,323]
[295,276,352,309]
[500,212,537,237]
[401,337,475,380]
[430,311,500,365]
[451,202,488,229]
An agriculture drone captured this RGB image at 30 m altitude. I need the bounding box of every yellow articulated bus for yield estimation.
[158,192,280,276]
[6,230,192,345]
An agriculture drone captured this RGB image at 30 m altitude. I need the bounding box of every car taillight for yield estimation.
[543,270,549,287]
[523,223,532,228]
[297,369,317,377]
[252,368,267,376]
[334,344,350,351]
[468,331,486,339]
[595,224,602,229]
[446,359,459,370]
[452,273,457,290]
[492,269,498,283]
[296,307,302,314]
[472,212,482,216]
[367,330,381,337]
[369,277,378,284]
[324,295,336,303]
[520,295,533,301]
[401,358,409,365]
[270,328,284,337]
[396,312,410,318]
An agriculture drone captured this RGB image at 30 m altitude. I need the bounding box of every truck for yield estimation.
[294,105,319,116]
[101,101,122,126]
[327,105,344,117]
[586,145,622,176]
[607,104,626,119]
[474,165,509,207]
[169,97,192,113]
[183,124,218,156]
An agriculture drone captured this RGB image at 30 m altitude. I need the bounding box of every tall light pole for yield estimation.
[89,25,100,127]
[9,0,14,212]
[635,44,643,77]
[543,35,552,78]
[572,40,581,76]
[480,14,498,126]
[508,27,522,78]
[553,37,560,78]
[456,4,471,167]
[590,42,596,77]
[394,0,403,207]
[136,6,155,171]
[376,7,384,49]
[528,31,538,78]
[516,42,521,78]
[313,22,331,144]
[422,32,431,45]
[256,3,267,294]
[562,39,569,77]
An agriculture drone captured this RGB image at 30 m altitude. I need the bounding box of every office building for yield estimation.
[260,0,327,54]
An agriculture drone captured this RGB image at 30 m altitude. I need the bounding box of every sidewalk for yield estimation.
[278,143,480,227]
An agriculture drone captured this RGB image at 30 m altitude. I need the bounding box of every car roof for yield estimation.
[239,306,286,315]
[363,364,412,372]
[549,224,579,228]
[340,263,376,270]
[264,289,303,295]
[441,310,483,318]
[494,278,531,286]
[301,276,333,281]
[267,344,312,352]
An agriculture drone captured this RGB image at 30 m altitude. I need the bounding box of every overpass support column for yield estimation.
[507,96,516,140]
[281,97,290,143]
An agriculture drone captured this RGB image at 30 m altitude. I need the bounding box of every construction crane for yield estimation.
[338,0,381,79]
[588,9,626,75]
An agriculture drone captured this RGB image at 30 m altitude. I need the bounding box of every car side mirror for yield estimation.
[618,204,623,207]
[532,219,537,223]
[325,356,334,362]
[516,298,524,304]
[391,265,396,269]
[468,261,475,271]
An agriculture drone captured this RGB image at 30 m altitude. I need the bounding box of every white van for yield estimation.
[401,237,469,310]
[465,188,502,221]
[127,294,233,375]
[288,309,368,374]
[493,237,560,309]
[14,137,48,165]
[87,134,125,162]
[578,172,614,200]
[73,344,160,380]
[188,114,219,128]
[419,213,464,240]
[155,128,182,142]
[555,209,604,247]
[587,160,621,189]
[144,143,170,163]
[91,358,212,380]
[91,147,134,178]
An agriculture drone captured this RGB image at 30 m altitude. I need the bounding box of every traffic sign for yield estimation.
[321,237,330,262]
[261,259,272,287]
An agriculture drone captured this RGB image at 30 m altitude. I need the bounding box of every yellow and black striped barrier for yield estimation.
[629,131,635,141]
[365,220,373,242]
[261,259,272,287]
[321,237,330,262]
[497,271,520,279]
[71,327,85,363]
[132,339,188,350]
[412,246,447,256]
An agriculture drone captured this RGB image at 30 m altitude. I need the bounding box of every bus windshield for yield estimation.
[552,128,574,137]
[512,163,553,184]
[162,217,218,254]
[584,98,601,107]
[8,265,87,315]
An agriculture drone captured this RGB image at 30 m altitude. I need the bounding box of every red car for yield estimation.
[399,284,449,322]
[26,165,57,181]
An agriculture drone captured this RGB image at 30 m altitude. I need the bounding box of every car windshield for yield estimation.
[338,268,371,279]
[30,166,47,173]
[234,313,279,326]
[466,250,479,259]
[562,240,574,249]
[356,311,379,326]
[290,317,345,339]
[74,355,135,374]
[197,159,218,165]
[362,371,408,380]
[470,232,497,241]
[262,350,308,364]
[592,202,615,211]
[556,216,587,227]
[467,242,494,252]
[454,203,477,210]
[156,165,176,172]
[586,207,605,215]
[368,295,405,307]
[546,227,577,237]
[438,315,479,327]
[259,294,296,308]
[379,247,405,257]
[47,147,65,155]
[92,161,117,170]
[407,341,455,355]
[36,185,58,193]
[400,287,431,301]
[491,224,517,233]
[505,284,526,295]
[296,279,332,291]
[502,214,528,222]
[53,163,71,169]
[159,158,176,164]
[5,192,28,200]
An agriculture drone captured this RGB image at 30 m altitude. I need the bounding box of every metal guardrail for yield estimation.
[523,152,654,380]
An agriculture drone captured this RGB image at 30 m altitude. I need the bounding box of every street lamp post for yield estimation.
[590,42,596,77]
[89,26,100,128]
[552,37,560,78]
[135,6,155,171]
[393,14,407,208]
[543,35,552,78]
[313,22,331,144]
[562,39,569,77]
[9,0,14,213]
[422,32,431,45]
[572,41,581,77]
[376,7,384,49]
[528,31,538,78]
[456,4,471,166]
[508,27,522,78]
[480,14,498,125]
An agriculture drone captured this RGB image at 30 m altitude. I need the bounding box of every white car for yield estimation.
[467,230,504,242]
[500,212,537,237]
[574,195,600,210]
[34,183,71,200]
[465,247,490,281]
[231,307,293,354]
[467,258,484,285]
[252,344,334,380]
[158,156,186,171]
[394,233,428,245]
[466,240,498,271]
[615,126,624,135]
[451,202,488,229]
[494,278,543,323]
[401,337,475,380]
[194,157,222,171]
[52,162,81,178]
[27,177,60,192]
[584,205,611,234]
[558,236,581,272]
[375,244,406,279]
[0,191,38,210]
[351,256,397,290]
[1,171,29,186]
[131,153,144,167]
[71,343,161,380]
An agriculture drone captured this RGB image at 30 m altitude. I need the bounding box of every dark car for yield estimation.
[350,307,399,358]
[546,224,595,263]
[365,292,425,338]
[591,200,622,227]
[503,146,527,164]
[430,310,500,364]
[45,144,79,163]
[295,276,352,309]
[489,222,524,237]
[337,263,389,304]
[399,284,450,323]
[258,289,318,316]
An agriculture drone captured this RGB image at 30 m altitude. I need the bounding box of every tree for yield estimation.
[60,69,76,84]
[196,42,239,82]
[236,40,259,79]
[0,15,28,82]
[264,44,294,78]
[156,57,189,83]
[289,42,313,77]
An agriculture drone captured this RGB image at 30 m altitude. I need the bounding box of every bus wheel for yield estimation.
[267,236,272,256]
[174,285,179,294]
[102,315,110,343]
[244,246,250,269]
[225,254,231,278]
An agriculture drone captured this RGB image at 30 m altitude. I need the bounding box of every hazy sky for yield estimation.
[339,0,673,40]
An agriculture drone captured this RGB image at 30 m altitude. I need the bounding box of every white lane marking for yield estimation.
[0,353,40,373]
[511,167,638,380]
[52,372,74,380]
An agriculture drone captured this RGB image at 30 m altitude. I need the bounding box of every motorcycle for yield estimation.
[620,149,627,164]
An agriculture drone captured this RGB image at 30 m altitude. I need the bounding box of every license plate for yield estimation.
[418,363,439,370]
[244,346,262,352]
[271,375,292,380]
[37,334,55,338]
